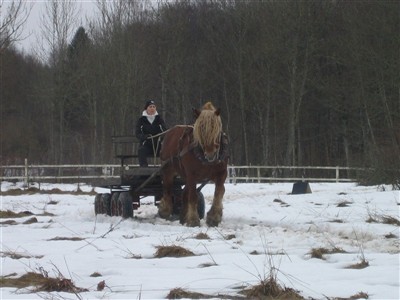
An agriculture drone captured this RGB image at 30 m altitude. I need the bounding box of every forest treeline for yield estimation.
[1,0,399,184]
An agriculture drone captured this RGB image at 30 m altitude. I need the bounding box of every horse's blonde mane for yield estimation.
[193,102,222,148]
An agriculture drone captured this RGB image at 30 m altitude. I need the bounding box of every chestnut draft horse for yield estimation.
[158,102,228,227]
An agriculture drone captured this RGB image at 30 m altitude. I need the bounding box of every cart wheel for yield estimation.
[197,191,205,219]
[110,192,120,216]
[102,193,111,216]
[119,192,133,218]
[94,194,103,215]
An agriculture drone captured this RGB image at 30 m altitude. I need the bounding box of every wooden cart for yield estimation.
[93,136,206,219]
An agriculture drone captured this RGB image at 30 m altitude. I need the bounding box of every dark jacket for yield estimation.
[135,114,167,146]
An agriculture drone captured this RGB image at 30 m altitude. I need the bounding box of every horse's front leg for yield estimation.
[179,187,188,225]
[206,176,226,227]
[184,178,200,227]
[158,165,174,219]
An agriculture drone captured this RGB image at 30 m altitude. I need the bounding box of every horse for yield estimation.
[158,102,228,227]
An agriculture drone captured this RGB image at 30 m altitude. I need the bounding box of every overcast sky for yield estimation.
[14,0,96,54]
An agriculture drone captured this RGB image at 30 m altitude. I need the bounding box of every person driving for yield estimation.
[135,100,167,167]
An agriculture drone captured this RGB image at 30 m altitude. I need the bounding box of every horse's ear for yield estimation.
[193,108,201,119]
[215,107,221,116]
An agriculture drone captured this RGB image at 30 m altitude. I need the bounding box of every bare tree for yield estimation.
[38,0,79,64]
[0,0,31,51]
[37,0,79,164]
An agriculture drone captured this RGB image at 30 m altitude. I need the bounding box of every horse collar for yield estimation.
[193,132,229,164]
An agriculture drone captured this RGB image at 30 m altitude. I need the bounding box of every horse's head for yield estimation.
[193,102,222,162]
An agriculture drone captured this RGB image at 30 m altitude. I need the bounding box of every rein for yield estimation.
[147,125,193,140]
[147,125,194,155]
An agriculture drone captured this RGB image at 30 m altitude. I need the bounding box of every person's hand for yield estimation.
[140,134,151,142]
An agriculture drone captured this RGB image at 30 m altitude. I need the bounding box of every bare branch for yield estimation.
[0,0,32,51]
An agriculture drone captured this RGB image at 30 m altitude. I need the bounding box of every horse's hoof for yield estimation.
[206,219,220,227]
[158,208,171,219]
[206,212,222,227]
[185,218,200,227]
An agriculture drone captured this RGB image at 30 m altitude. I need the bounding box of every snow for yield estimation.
[1,181,399,299]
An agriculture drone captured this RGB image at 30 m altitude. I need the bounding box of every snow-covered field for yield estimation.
[1,181,399,299]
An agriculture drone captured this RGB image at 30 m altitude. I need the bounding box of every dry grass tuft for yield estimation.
[167,287,214,299]
[23,217,38,224]
[195,232,210,240]
[381,215,400,226]
[1,272,48,289]
[384,232,397,239]
[337,201,352,207]
[310,247,346,259]
[154,245,195,258]
[345,259,369,269]
[198,262,217,268]
[90,272,102,277]
[36,277,87,293]
[0,220,18,225]
[0,271,87,293]
[47,236,85,241]
[1,251,43,260]
[330,219,344,223]
[366,212,400,226]
[240,277,304,299]
[224,234,236,240]
[0,210,33,218]
[166,287,235,299]
[333,291,369,299]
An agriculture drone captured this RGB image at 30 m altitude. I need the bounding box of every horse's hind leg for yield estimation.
[206,178,225,227]
[158,165,174,219]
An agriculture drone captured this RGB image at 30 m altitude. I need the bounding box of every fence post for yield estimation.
[336,166,339,183]
[24,158,29,187]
